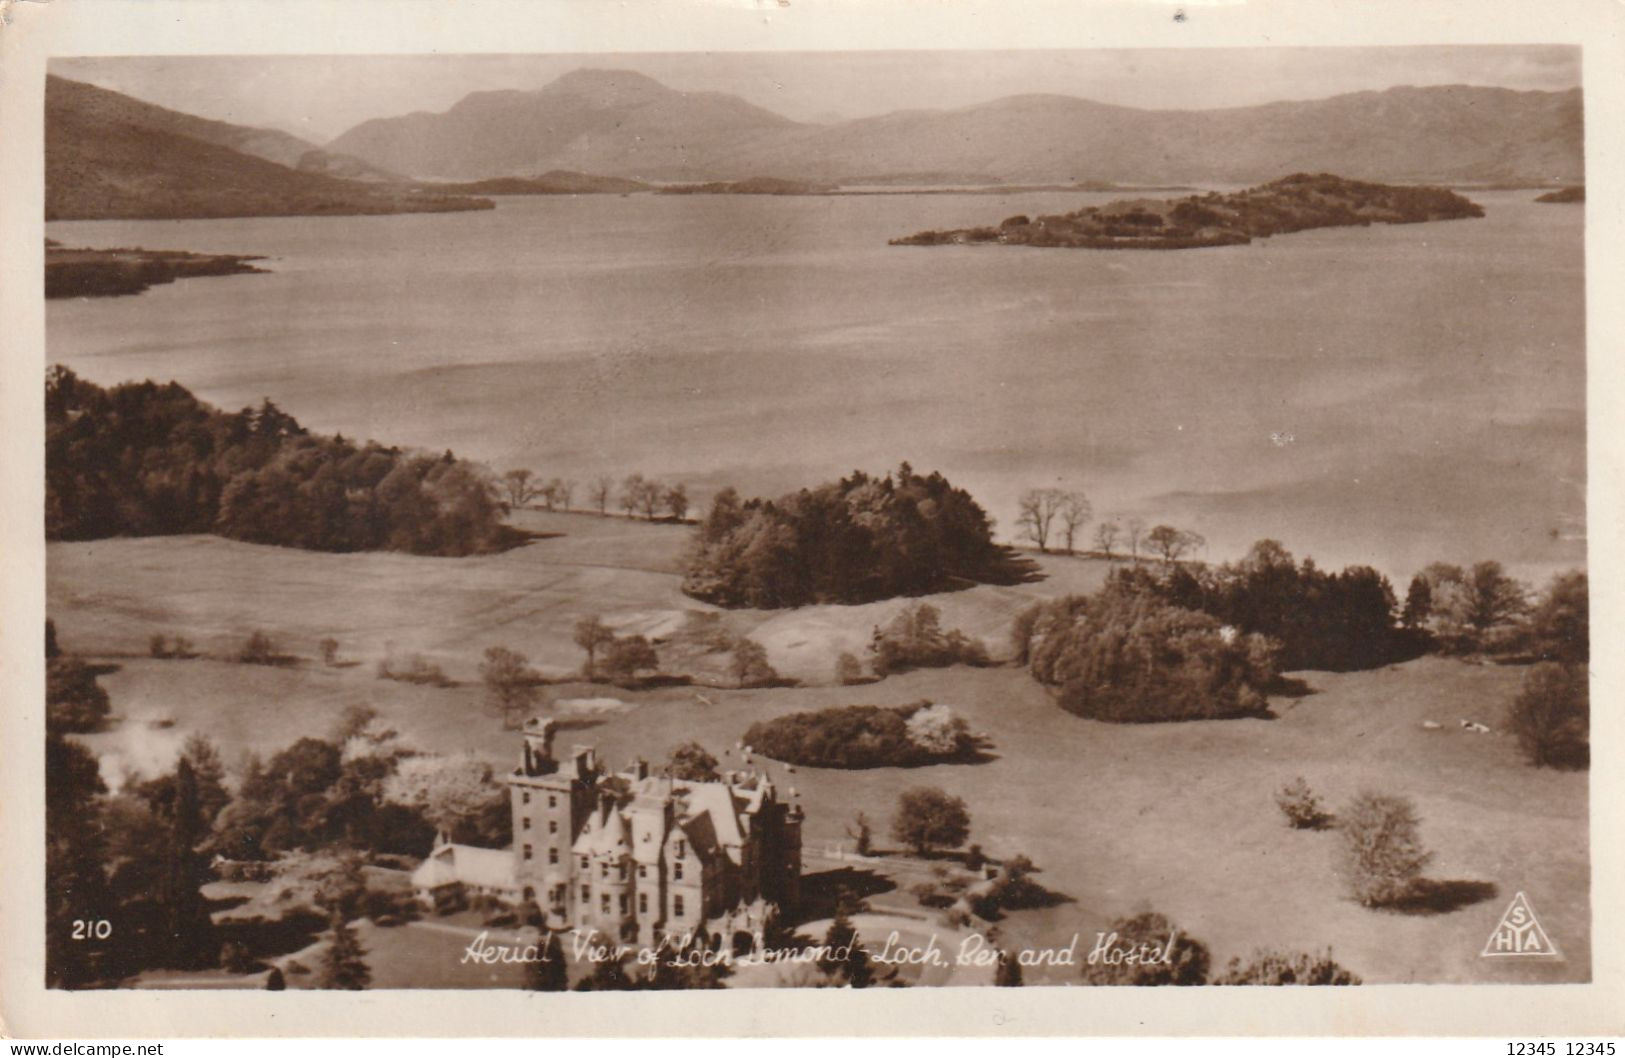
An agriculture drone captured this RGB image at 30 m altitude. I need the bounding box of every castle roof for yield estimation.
[573,801,630,857]
[411,842,516,892]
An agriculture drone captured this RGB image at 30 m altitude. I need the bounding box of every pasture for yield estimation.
[49,516,1588,985]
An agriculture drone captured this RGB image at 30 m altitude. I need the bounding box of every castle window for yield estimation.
[618,894,628,915]
[674,895,685,918]
[522,817,530,831]
[581,856,589,870]
[549,820,558,834]
[638,865,647,879]
[548,847,559,865]
[639,893,649,915]
[675,840,685,858]
[601,893,611,914]
[673,861,684,881]
[522,792,531,805]
[618,863,627,880]
[600,862,609,879]
[549,795,558,809]
[580,885,589,902]
[523,844,533,861]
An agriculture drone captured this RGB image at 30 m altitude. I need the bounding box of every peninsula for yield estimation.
[46,242,266,299]
[889,173,1485,250]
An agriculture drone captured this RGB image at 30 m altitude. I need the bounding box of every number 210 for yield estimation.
[71,919,112,940]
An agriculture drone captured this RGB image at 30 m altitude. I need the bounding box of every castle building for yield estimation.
[415,717,803,950]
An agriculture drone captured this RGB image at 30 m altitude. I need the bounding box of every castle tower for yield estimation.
[509,717,600,928]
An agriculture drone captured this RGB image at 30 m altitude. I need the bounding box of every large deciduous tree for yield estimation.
[891,787,970,856]
[480,645,541,729]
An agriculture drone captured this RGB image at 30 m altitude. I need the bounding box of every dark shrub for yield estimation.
[1507,662,1588,769]
[1337,792,1432,907]
[1080,911,1210,986]
[376,653,450,686]
[236,630,284,666]
[744,701,977,769]
[1275,777,1329,829]
[910,882,957,909]
[1215,949,1361,985]
[869,603,991,676]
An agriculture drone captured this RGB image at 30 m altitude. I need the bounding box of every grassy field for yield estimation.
[49,519,1588,985]
[47,510,1112,687]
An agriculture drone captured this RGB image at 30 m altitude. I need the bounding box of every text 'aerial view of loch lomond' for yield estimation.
[41,46,1587,993]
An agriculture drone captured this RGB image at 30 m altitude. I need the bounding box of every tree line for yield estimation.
[1015,487,1204,563]
[502,469,691,522]
[46,368,512,556]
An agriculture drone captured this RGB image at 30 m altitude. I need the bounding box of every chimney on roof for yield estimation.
[573,745,598,777]
[631,757,649,780]
[521,717,558,776]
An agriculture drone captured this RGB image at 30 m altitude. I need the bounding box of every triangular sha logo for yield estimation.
[1482,891,1562,959]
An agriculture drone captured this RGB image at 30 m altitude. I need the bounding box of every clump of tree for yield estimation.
[1402,560,1529,654]
[1214,949,1362,985]
[665,742,722,783]
[868,603,991,676]
[618,474,688,522]
[1016,488,1090,554]
[1024,574,1278,722]
[47,727,245,986]
[148,632,195,659]
[571,615,662,685]
[47,649,111,734]
[1090,540,1407,672]
[891,786,971,856]
[1147,524,1205,564]
[682,464,1006,608]
[1525,571,1588,664]
[1079,911,1210,986]
[970,854,1066,918]
[382,753,506,845]
[209,717,479,862]
[572,617,615,680]
[502,469,541,509]
[47,367,513,556]
[603,635,660,685]
[729,637,780,688]
[1336,792,1432,908]
[1507,661,1588,769]
[235,629,291,666]
[745,702,982,769]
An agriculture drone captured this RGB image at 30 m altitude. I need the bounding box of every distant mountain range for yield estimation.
[325,67,1583,186]
[46,76,490,220]
[45,69,1583,222]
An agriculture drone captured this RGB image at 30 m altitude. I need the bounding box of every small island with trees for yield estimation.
[889,173,1485,250]
[46,241,267,299]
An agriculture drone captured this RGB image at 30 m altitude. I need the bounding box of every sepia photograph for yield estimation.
[3,0,1622,1041]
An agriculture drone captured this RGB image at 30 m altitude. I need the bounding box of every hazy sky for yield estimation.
[54,46,1579,143]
